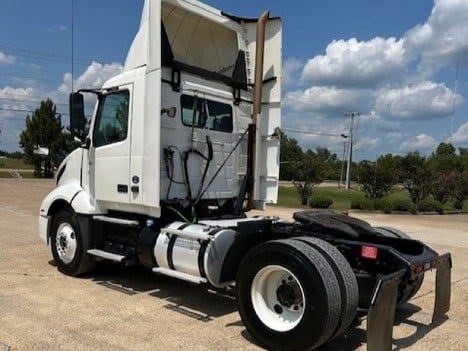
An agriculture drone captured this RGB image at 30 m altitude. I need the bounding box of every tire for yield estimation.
[50,209,94,276]
[374,226,424,303]
[236,239,341,351]
[294,237,358,339]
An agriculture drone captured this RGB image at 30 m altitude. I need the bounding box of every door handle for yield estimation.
[131,186,139,194]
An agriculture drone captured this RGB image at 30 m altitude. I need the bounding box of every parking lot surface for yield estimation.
[0,179,467,350]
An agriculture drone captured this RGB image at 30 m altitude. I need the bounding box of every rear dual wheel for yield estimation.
[294,237,358,340]
[236,239,342,351]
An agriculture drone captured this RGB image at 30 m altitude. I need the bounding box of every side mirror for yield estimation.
[69,92,86,141]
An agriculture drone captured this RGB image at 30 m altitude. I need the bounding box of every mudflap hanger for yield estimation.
[367,252,452,351]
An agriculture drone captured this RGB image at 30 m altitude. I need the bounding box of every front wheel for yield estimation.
[236,239,341,351]
[50,209,94,276]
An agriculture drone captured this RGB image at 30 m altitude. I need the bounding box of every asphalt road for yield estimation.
[0,179,466,351]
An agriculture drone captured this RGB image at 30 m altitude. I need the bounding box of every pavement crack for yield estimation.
[0,272,56,278]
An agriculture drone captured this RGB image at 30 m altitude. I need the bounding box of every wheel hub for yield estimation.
[276,279,303,308]
[55,223,77,265]
[251,265,306,332]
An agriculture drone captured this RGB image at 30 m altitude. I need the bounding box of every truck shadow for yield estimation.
[85,264,448,350]
[238,302,448,351]
[87,263,238,320]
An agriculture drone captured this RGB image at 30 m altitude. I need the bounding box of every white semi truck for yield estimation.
[39,1,452,350]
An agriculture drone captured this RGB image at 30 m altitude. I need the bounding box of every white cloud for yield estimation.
[400,133,437,151]
[284,86,373,115]
[56,61,123,96]
[386,132,403,143]
[375,81,461,120]
[0,51,16,65]
[452,122,468,143]
[354,136,381,151]
[405,0,468,71]
[301,37,408,88]
[282,57,304,87]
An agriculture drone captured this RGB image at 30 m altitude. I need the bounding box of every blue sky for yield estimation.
[0,0,467,160]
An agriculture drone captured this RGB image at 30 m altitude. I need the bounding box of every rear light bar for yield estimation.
[413,259,439,274]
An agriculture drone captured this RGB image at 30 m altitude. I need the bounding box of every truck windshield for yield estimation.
[181,95,232,133]
[93,90,130,147]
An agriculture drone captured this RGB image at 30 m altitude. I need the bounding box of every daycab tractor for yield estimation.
[38,1,452,350]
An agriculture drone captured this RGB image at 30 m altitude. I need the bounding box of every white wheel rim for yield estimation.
[55,223,77,264]
[251,265,305,332]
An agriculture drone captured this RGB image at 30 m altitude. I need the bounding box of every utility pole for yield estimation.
[339,134,348,188]
[71,0,75,94]
[344,112,360,190]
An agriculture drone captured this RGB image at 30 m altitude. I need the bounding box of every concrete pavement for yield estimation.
[0,179,466,350]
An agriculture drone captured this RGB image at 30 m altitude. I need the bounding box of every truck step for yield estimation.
[152,267,208,284]
[87,249,126,262]
[93,216,139,227]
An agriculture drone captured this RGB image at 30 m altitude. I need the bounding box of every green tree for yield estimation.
[19,99,76,178]
[279,132,303,180]
[292,152,325,205]
[358,154,399,199]
[428,143,464,204]
[452,170,468,209]
[401,152,431,204]
[434,142,456,156]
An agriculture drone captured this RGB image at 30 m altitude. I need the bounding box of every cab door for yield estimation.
[90,85,132,206]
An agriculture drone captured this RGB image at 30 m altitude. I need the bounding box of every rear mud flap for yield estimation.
[366,253,452,351]
[366,269,405,351]
[432,253,452,323]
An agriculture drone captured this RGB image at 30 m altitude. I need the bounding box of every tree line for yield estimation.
[280,132,468,210]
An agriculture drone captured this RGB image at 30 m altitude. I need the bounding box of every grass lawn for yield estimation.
[276,185,467,212]
[0,158,32,170]
[276,186,366,211]
[0,170,35,179]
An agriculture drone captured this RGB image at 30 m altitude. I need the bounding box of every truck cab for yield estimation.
[40,0,281,232]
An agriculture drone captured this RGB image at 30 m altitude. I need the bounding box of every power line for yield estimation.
[0,72,64,84]
[0,97,69,107]
[0,44,91,66]
[0,107,35,114]
[282,128,346,138]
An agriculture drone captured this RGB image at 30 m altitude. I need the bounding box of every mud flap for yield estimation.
[366,269,405,351]
[432,253,452,323]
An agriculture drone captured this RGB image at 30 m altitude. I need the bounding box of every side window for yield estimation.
[181,95,233,133]
[93,91,130,147]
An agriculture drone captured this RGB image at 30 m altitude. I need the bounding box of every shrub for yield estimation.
[309,196,333,209]
[390,198,417,214]
[358,158,397,199]
[350,197,374,210]
[374,198,392,213]
[417,198,444,213]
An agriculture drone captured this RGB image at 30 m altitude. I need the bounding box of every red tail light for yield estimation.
[361,246,378,259]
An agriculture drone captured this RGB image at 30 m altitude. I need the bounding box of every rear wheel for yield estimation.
[236,239,341,351]
[294,237,358,339]
[50,209,94,276]
[374,226,424,303]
